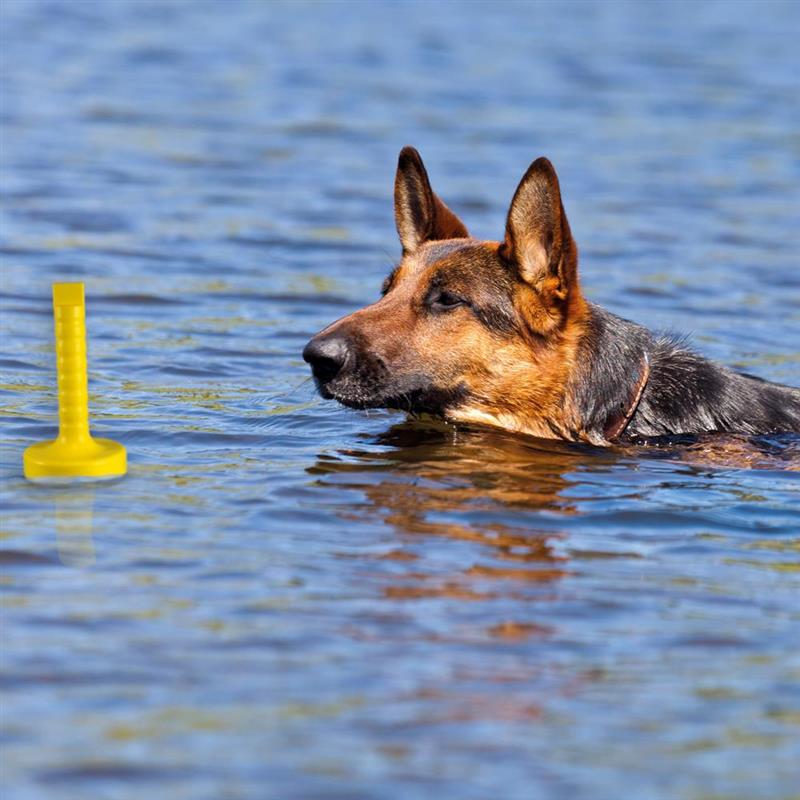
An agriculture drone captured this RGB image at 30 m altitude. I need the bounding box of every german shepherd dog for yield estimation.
[303,147,800,445]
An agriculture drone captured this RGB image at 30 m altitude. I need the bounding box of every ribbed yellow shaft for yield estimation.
[53,283,90,446]
[23,282,126,480]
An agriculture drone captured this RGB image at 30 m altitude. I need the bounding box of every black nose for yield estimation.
[302,334,350,384]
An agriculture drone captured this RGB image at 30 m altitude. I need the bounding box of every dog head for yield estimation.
[303,146,589,437]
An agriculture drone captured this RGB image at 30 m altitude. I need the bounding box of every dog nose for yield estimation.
[302,334,350,383]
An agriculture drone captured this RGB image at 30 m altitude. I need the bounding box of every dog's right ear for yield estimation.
[394,146,469,255]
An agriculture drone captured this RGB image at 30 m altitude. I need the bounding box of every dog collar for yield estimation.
[604,354,650,442]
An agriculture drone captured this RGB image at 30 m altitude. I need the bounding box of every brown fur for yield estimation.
[306,146,594,439]
[303,146,800,444]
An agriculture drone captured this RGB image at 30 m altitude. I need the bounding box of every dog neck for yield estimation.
[566,304,656,445]
[602,355,650,441]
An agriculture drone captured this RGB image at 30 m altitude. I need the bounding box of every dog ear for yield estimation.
[500,157,578,303]
[394,146,469,255]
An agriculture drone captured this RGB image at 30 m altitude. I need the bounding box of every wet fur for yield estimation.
[575,305,800,442]
[304,147,800,445]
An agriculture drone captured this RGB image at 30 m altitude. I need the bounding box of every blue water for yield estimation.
[2,1,799,798]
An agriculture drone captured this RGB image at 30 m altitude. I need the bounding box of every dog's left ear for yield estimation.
[500,157,578,305]
[394,146,469,255]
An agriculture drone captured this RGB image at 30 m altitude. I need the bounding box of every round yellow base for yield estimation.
[23,437,127,480]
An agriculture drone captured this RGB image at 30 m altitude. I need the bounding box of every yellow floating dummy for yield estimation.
[23,283,126,480]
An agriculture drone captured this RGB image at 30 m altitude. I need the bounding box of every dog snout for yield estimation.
[303,333,350,384]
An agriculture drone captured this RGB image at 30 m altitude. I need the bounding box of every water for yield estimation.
[2,1,799,798]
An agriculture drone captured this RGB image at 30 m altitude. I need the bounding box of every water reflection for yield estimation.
[310,420,620,605]
[53,488,96,567]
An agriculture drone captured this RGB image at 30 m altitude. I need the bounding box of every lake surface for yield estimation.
[1,1,799,798]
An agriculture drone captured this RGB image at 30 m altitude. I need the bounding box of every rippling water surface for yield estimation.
[2,2,799,798]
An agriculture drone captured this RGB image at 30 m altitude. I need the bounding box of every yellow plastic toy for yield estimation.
[23,283,126,480]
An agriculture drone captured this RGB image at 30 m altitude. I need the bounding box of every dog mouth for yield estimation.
[316,375,469,416]
[315,381,383,409]
[305,339,470,416]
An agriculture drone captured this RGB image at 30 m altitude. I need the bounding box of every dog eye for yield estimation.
[430,290,466,310]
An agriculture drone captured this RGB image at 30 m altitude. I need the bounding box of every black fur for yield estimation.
[575,304,800,441]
